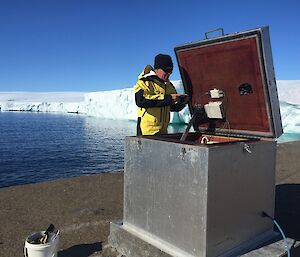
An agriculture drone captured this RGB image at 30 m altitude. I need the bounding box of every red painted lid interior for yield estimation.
[176,36,273,137]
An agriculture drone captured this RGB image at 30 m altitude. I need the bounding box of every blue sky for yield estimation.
[0,0,299,92]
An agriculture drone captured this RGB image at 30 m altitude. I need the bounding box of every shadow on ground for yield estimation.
[58,242,102,257]
[275,184,300,256]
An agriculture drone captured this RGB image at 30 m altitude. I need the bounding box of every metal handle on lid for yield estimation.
[205,28,224,39]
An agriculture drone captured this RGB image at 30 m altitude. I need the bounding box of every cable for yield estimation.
[261,211,291,257]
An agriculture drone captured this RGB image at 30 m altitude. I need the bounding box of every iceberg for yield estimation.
[0,92,85,113]
[0,80,300,134]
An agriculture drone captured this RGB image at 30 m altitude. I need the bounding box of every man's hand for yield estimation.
[171,94,189,104]
[170,94,180,102]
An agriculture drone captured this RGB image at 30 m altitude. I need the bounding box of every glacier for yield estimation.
[0,80,300,134]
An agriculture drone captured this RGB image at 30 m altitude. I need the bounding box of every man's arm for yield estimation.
[170,95,189,112]
[135,89,173,108]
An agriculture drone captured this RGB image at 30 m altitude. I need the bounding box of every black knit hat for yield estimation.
[154,54,173,71]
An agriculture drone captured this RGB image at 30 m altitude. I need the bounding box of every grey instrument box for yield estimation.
[122,27,283,257]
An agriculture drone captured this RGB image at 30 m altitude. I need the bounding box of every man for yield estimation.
[134,54,188,135]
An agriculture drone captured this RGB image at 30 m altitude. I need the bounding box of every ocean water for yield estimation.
[0,112,137,188]
[0,112,299,188]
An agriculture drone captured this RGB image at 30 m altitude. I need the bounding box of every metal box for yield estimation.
[122,27,283,257]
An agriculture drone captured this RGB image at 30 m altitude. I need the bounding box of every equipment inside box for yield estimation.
[180,86,260,145]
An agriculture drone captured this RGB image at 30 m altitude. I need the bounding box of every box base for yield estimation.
[108,221,291,257]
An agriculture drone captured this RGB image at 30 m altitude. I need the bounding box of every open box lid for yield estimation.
[174,26,283,139]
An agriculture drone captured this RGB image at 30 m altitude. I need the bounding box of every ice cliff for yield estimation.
[0,80,300,133]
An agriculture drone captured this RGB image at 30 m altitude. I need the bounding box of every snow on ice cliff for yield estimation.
[0,80,300,134]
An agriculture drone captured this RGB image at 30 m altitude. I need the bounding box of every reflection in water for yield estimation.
[83,117,136,173]
[168,123,189,134]
[2,111,297,188]
[0,112,138,187]
[277,133,300,143]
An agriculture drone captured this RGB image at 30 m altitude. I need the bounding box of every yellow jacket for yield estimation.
[134,65,177,135]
